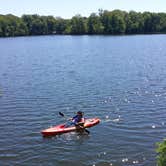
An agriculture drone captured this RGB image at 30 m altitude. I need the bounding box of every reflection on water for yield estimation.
[43,131,90,143]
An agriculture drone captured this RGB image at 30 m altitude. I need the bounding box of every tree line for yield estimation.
[0,9,166,37]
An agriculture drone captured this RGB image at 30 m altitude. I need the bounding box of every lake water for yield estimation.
[0,35,166,166]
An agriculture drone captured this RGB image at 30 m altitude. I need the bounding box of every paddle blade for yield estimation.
[59,112,65,117]
[85,129,90,134]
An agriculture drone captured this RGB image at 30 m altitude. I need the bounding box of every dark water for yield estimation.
[0,35,166,166]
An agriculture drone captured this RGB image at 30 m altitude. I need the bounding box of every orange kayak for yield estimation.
[41,118,100,137]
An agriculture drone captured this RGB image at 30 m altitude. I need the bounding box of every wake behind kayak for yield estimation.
[41,118,100,137]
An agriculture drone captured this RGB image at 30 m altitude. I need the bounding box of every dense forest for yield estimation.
[0,9,166,37]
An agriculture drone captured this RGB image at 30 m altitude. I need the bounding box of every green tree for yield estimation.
[126,11,144,34]
[0,16,6,36]
[0,14,28,37]
[55,17,67,34]
[46,16,56,34]
[22,14,57,35]
[159,13,166,33]
[25,15,47,35]
[142,12,153,33]
[87,13,104,34]
[0,26,2,36]
[151,13,162,32]
[111,10,126,34]
[100,10,113,34]
[22,15,34,35]
[31,18,47,35]
[70,14,86,34]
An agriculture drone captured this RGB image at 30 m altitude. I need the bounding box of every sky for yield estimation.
[0,0,166,18]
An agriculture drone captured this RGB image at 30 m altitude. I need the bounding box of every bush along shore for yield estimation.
[0,9,166,37]
[156,139,166,166]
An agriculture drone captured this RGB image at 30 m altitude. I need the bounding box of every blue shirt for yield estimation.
[72,115,82,124]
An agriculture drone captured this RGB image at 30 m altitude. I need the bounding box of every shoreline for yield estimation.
[0,33,166,38]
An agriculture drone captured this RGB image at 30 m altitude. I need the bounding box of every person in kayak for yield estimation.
[62,111,89,134]
[70,111,85,126]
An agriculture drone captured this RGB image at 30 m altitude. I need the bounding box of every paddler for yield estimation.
[64,111,89,134]
[70,111,85,126]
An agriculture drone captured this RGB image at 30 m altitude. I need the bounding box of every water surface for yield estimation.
[0,35,166,166]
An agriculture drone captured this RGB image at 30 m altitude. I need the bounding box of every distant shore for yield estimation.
[0,9,166,37]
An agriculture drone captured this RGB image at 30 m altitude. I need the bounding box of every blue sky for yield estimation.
[0,0,166,18]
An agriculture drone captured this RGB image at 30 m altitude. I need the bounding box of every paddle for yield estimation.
[59,112,65,117]
[59,112,90,134]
